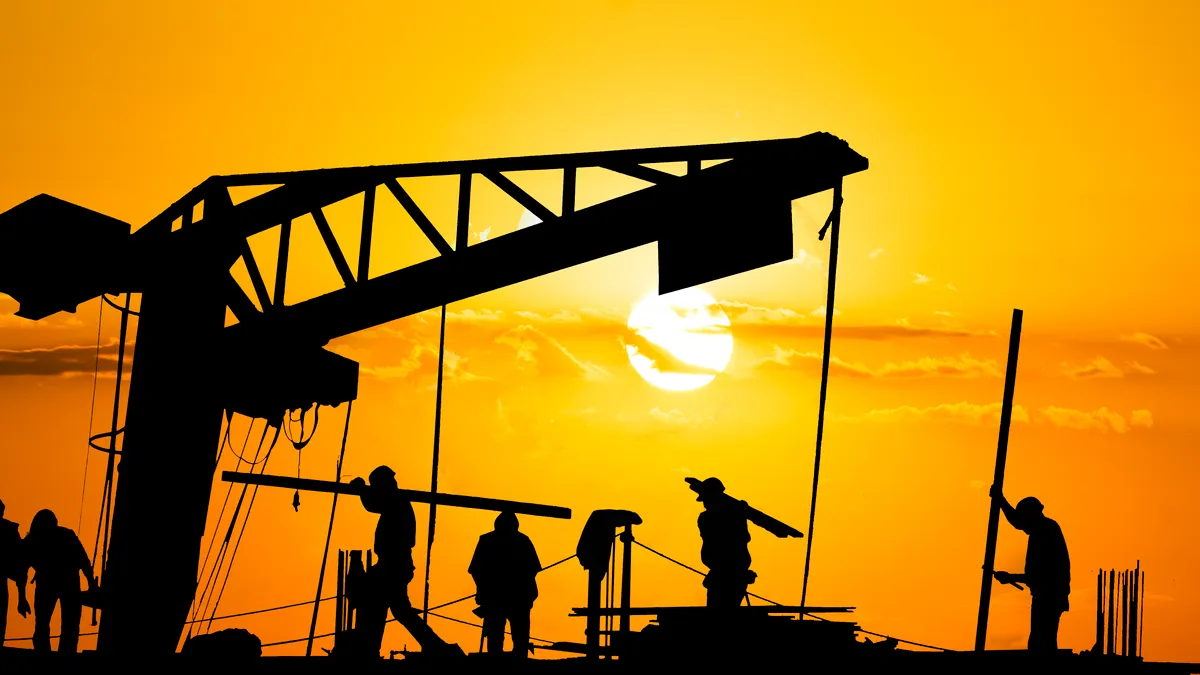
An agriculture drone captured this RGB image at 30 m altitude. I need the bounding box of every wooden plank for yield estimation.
[569,605,854,617]
[221,471,571,519]
[973,308,1024,652]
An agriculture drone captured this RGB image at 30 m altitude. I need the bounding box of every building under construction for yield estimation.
[0,132,1194,673]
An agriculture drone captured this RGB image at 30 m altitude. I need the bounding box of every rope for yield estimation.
[632,540,780,606]
[423,304,449,620]
[204,425,281,632]
[190,416,256,632]
[802,183,843,607]
[94,292,132,597]
[421,554,577,614]
[190,419,263,633]
[77,296,105,531]
[306,401,354,655]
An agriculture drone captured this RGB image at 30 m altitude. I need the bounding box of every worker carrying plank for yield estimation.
[990,484,1071,652]
[686,477,803,607]
[349,466,464,660]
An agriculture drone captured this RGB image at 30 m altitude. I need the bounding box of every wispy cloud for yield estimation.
[1127,361,1156,375]
[841,401,1153,434]
[496,325,610,381]
[784,248,824,269]
[0,340,132,376]
[869,248,885,259]
[760,348,1001,379]
[810,306,841,318]
[946,283,958,292]
[913,273,930,285]
[1063,357,1124,379]
[1120,333,1168,350]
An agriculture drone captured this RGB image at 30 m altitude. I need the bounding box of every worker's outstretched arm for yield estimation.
[989,484,1018,528]
[350,478,382,513]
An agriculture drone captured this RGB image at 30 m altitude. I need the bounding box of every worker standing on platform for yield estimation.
[350,466,463,659]
[21,509,96,653]
[469,511,541,659]
[1,498,31,643]
[990,484,1071,652]
[692,478,755,607]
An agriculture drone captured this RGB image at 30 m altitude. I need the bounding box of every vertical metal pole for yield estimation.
[1139,571,1145,658]
[422,305,448,620]
[336,551,345,638]
[1107,569,1116,655]
[1122,571,1129,656]
[307,401,354,656]
[1131,561,1139,658]
[973,308,1024,652]
[1098,571,1104,654]
[619,524,633,641]
[801,183,843,607]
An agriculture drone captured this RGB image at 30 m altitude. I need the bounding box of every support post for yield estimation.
[800,182,843,607]
[307,402,354,656]
[1123,571,1129,656]
[1096,569,1104,653]
[1131,561,1139,658]
[97,192,232,656]
[422,305,448,620]
[619,524,633,642]
[336,551,345,638]
[1108,569,1116,655]
[973,308,1024,652]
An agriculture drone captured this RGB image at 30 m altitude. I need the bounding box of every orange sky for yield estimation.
[2,0,1199,662]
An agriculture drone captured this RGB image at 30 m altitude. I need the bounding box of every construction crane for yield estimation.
[0,132,867,656]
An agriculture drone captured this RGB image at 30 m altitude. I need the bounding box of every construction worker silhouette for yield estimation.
[349,466,462,659]
[468,511,541,658]
[693,478,755,607]
[1,498,30,643]
[991,485,1071,652]
[21,509,96,653]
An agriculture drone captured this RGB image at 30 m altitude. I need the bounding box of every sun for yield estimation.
[625,288,734,391]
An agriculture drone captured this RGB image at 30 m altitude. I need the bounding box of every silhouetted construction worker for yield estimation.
[349,466,462,659]
[21,509,96,653]
[469,511,541,658]
[991,485,1071,652]
[692,478,755,607]
[1,498,31,643]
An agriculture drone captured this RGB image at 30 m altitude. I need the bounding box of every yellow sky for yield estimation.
[2,0,1199,662]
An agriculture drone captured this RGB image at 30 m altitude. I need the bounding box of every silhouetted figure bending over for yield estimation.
[21,509,96,654]
[469,511,541,658]
[1,498,31,643]
[693,478,755,607]
[350,466,461,659]
[991,485,1071,652]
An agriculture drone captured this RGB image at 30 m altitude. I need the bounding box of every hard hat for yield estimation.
[369,465,396,485]
[1015,496,1044,517]
[688,477,725,502]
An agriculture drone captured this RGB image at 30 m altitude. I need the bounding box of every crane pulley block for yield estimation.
[221,344,359,428]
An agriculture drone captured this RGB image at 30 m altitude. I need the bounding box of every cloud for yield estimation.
[1127,361,1156,375]
[784,248,824,269]
[869,248,885,259]
[621,332,722,376]
[934,311,954,317]
[718,301,805,324]
[810,306,841,318]
[841,402,1029,426]
[1121,333,1168,350]
[1039,406,1131,433]
[1063,357,1124,379]
[947,283,958,292]
[912,273,930,285]
[514,310,583,324]
[842,401,1153,434]
[495,325,610,381]
[1131,410,1154,428]
[0,340,132,376]
[355,343,487,384]
[756,347,1001,379]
